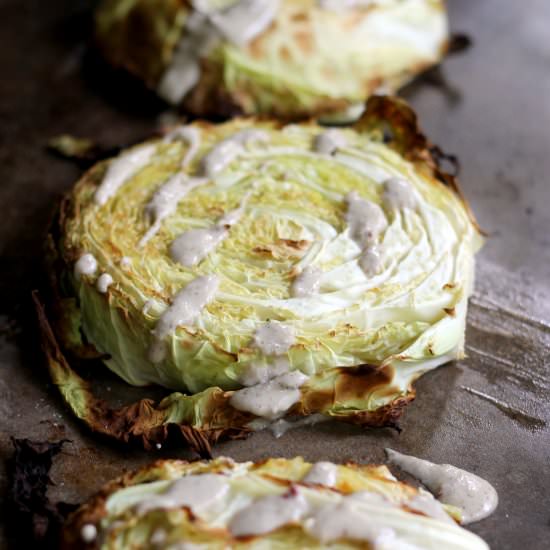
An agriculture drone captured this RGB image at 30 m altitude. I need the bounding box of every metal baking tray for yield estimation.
[0,1,548,548]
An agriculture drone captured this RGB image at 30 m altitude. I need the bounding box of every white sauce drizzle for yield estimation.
[292,265,323,298]
[345,191,388,244]
[94,144,156,206]
[140,174,208,246]
[74,253,97,280]
[157,11,218,105]
[80,523,97,542]
[137,474,229,519]
[305,496,394,544]
[200,129,268,177]
[385,449,499,524]
[208,0,280,47]
[314,129,347,155]
[96,273,113,293]
[142,129,260,246]
[228,484,401,545]
[148,275,219,363]
[119,256,132,268]
[163,125,202,167]
[303,462,338,487]
[383,177,418,211]
[229,491,309,537]
[158,1,278,104]
[253,321,295,356]
[170,226,227,267]
[359,245,383,276]
[169,192,250,267]
[229,371,308,419]
[239,356,289,387]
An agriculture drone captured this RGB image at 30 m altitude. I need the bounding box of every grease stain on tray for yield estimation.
[461,386,547,431]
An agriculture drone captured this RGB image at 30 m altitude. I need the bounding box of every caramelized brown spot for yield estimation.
[444,307,456,317]
[279,45,292,61]
[252,239,311,259]
[334,364,394,402]
[294,30,313,53]
[291,12,308,23]
[280,239,310,250]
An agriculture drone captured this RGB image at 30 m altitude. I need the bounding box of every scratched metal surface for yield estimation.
[0,0,549,549]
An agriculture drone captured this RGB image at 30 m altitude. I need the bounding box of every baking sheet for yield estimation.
[1,0,549,548]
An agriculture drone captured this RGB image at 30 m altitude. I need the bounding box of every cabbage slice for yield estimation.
[38,96,482,453]
[95,0,449,119]
[60,457,489,550]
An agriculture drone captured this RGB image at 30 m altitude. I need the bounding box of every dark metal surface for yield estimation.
[1,1,549,548]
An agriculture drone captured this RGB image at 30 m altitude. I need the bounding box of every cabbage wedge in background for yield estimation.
[95,0,449,120]
[60,457,489,549]
[35,96,482,456]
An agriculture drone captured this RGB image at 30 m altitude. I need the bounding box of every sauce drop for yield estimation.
[95,144,156,206]
[229,371,308,419]
[149,275,219,363]
[385,449,498,524]
[291,265,323,298]
[382,177,418,211]
[253,321,295,356]
[74,253,98,280]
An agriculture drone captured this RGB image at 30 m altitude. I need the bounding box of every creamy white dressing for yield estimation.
[158,1,278,104]
[149,275,219,363]
[292,265,323,298]
[359,245,383,276]
[385,449,498,524]
[80,523,97,542]
[96,273,113,293]
[141,174,208,245]
[170,226,227,267]
[137,474,229,519]
[229,491,308,537]
[157,11,218,104]
[239,356,289,386]
[252,320,295,356]
[208,0,279,47]
[163,125,202,167]
[74,253,97,280]
[345,191,388,244]
[229,371,308,419]
[303,462,338,487]
[314,129,347,155]
[95,144,156,206]
[383,177,418,211]
[119,256,132,268]
[169,196,248,267]
[305,497,394,544]
[200,129,268,177]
